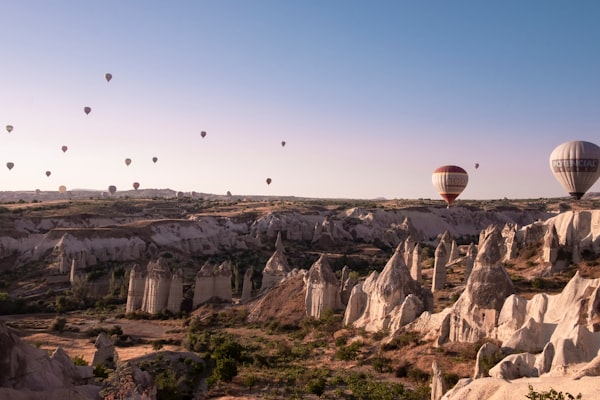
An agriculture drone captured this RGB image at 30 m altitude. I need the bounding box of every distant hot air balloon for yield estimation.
[549,140,600,200]
[58,185,67,193]
[45,171,51,177]
[474,163,479,169]
[266,178,272,185]
[6,162,14,171]
[5,125,13,133]
[108,185,117,195]
[105,73,112,82]
[200,131,207,138]
[84,106,91,115]
[125,158,132,166]
[133,182,140,190]
[61,145,68,153]
[152,156,158,163]
[281,141,286,147]
[176,191,184,199]
[432,165,468,207]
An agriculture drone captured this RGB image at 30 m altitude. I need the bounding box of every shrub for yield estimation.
[335,341,362,361]
[72,355,88,366]
[212,357,238,382]
[50,317,67,333]
[525,384,582,399]
[305,376,326,396]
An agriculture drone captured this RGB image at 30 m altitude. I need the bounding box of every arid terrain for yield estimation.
[0,191,599,399]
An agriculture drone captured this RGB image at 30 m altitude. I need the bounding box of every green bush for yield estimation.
[335,341,362,361]
[50,317,67,333]
[212,357,238,383]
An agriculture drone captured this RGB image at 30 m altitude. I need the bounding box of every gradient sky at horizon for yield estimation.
[1,1,599,200]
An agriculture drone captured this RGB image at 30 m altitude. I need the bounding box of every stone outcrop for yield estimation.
[261,233,291,290]
[126,264,146,313]
[166,268,183,313]
[432,241,447,292]
[431,360,446,400]
[305,255,342,318]
[241,266,253,302]
[193,261,232,307]
[410,243,422,282]
[0,321,98,399]
[446,226,515,343]
[141,260,171,315]
[91,332,117,367]
[347,244,432,333]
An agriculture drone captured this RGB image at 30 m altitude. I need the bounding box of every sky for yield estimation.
[0,1,599,200]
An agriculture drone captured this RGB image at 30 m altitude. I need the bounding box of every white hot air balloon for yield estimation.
[549,140,600,200]
[432,165,468,207]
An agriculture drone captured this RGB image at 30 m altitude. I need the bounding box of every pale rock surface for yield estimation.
[431,360,446,400]
[91,332,117,367]
[410,243,422,282]
[446,226,515,344]
[126,264,146,314]
[351,244,431,333]
[261,233,291,290]
[473,341,501,378]
[489,352,537,379]
[464,242,477,279]
[166,268,183,313]
[432,241,447,292]
[241,267,253,302]
[141,260,171,314]
[304,255,342,318]
[343,281,368,326]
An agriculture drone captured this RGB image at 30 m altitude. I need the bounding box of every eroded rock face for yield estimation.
[446,226,515,344]
[349,245,432,333]
[262,233,291,291]
[0,322,98,398]
[304,255,342,319]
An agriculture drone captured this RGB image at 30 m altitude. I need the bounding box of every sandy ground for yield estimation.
[1,313,188,364]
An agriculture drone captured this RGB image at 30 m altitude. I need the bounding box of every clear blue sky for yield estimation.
[1,1,599,199]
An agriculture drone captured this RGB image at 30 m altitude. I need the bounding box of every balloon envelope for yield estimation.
[281,141,286,147]
[58,185,67,193]
[61,145,68,153]
[105,73,112,82]
[125,158,132,166]
[45,171,51,177]
[432,165,468,206]
[133,182,140,190]
[266,178,272,185]
[200,131,207,138]
[84,106,91,115]
[5,125,13,133]
[6,162,14,171]
[549,140,600,200]
[108,185,117,195]
[474,163,479,169]
[152,157,158,163]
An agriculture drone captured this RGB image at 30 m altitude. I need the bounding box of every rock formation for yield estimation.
[166,268,183,313]
[261,233,292,290]
[432,241,447,292]
[431,360,446,400]
[141,260,171,315]
[347,244,432,333]
[241,266,253,302]
[126,264,146,314]
[410,243,422,282]
[91,332,117,367]
[304,255,342,319]
[193,260,232,307]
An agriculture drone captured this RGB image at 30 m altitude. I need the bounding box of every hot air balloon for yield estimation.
[152,156,158,163]
[5,125,13,133]
[105,73,112,82]
[176,191,184,199]
[432,165,468,207]
[281,141,286,147]
[266,178,272,185]
[58,185,67,193]
[133,182,140,190]
[200,131,207,138]
[45,171,51,177]
[84,106,91,115]
[125,158,132,166]
[549,140,600,200]
[6,162,14,171]
[108,185,117,195]
[61,145,68,153]
[474,163,479,169]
